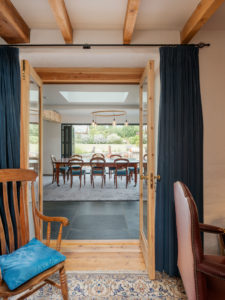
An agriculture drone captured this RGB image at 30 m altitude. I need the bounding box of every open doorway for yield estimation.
[21,61,157,279]
[42,83,140,240]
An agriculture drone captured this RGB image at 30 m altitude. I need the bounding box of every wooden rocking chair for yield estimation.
[0,169,69,300]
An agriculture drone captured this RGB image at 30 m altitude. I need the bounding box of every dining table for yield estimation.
[54,158,139,186]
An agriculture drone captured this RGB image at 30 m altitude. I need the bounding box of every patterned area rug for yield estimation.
[43,175,139,201]
[21,271,186,299]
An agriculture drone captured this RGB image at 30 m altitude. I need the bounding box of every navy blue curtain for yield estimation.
[155,46,203,276]
[0,47,21,249]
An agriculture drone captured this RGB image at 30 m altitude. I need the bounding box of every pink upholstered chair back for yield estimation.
[174,181,203,300]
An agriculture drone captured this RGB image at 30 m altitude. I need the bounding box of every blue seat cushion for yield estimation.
[109,166,116,171]
[59,166,69,171]
[115,169,129,176]
[0,238,66,290]
[128,167,140,172]
[91,169,105,175]
[72,169,85,175]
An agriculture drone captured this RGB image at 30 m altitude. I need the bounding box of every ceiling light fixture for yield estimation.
[124,113,128,126]
[91,110,126,127]
[112,116,116,127]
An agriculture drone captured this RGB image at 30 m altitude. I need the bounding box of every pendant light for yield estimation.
[124,113,128,126]
[112,116,116,126]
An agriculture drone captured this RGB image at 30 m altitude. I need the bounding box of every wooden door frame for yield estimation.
[139,60,155,280]
[34,67,144,84]
[20,60,43,227]
[21,64,156,276]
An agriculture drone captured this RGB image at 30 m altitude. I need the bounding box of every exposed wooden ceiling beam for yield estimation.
[181,0,224,44]
[0,0,30,44]
[48,0,73,44]
[34,68,144,84]
[123,0,141,44]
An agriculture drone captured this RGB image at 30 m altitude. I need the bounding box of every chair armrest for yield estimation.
[34,209,69,251]
[199,223,225,234]
[197,260,225,280]
[35,210,69,227]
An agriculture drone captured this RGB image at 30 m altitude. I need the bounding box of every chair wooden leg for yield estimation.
[63,172,65,184]
[70,174,73,188]
[116,176,118,188]
[80,175,81,188]
[84,174,86,186]
[59,266,68,300]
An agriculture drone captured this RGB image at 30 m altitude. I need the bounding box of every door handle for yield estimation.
[140,175,149,180]
[154,175,161,181]
[150,173,161,188]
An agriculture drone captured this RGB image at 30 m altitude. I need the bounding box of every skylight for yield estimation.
[60,91,128,103]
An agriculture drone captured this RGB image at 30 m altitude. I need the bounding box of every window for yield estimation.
[61,124,140,159]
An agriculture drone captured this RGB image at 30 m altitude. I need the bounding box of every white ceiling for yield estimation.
[135,0,199,30]
[11,0,57,29]
[11,0,224,31]
[43,84,139,119]
[43,84,139,106]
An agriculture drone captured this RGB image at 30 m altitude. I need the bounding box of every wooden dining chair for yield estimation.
[90,157,106,188]
[92,153,105,159]
[0,169,69,300]
[69,158,86,188]
[70,154,82,159]
[51,154,57,183]
[109,154,121,179]
[69,155,83,171]
[113,158,130,188]
[51,155,69,184]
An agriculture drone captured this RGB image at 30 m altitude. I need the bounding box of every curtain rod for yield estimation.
[0,42,210,49]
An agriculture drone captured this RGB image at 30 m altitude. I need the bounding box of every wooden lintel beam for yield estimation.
[48,0,73,44]
[34,68,144,84]
[181,0,225,44]
[0,0,30,44]
[123,0,141,44]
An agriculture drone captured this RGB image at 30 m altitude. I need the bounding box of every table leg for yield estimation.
[56,164,60,186]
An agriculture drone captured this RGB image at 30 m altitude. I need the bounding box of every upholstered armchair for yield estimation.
[174,181,225,300]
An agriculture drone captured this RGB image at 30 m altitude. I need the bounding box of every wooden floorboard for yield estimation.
[59,240,146,271]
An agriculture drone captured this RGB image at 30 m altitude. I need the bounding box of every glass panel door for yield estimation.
[29,77,40,203]
[139,61,156,279]
[20,60,43,238]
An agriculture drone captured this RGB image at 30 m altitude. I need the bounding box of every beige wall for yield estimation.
[192,30,225,254]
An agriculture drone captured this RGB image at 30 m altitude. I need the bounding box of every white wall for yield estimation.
[43,120,61,175]
[192,30,225,254]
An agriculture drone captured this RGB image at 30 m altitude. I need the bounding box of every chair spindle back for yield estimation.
[0,169,38,254]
